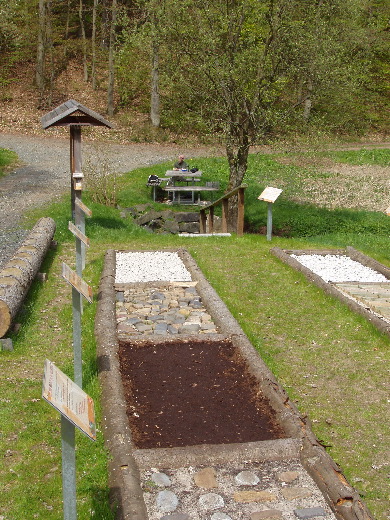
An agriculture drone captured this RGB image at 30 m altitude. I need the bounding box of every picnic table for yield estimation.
[164,170,219,204]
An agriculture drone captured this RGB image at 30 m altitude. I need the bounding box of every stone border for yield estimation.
[271,246,390,338]
[95,249,373,520]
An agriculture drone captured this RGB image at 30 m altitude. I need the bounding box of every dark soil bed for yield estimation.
[118,337,286,449]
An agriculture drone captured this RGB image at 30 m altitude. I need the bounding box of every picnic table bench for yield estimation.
[164,170,219,204]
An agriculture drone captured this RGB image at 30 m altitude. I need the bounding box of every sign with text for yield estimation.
[62,263,93,303]
[68,221,90,246]
[42,359,96,440]
[258,187,283,203]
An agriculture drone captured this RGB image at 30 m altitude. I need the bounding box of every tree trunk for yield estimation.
[303,77,313,122]
[150,41,160,127]
[79,0,89,82]
[107,0,117,116]
[226,130,250,232]
[91,0,99,89]
[36,0,46,93]
[0,218,56,338]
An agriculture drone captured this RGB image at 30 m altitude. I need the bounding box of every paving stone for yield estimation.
[294,507,327,519]
[211,513,233,520]
[135,323,154,332]
[281,487,312,500]
[234,490,277,503]
[250,511,283,520]
[194,467,218,489]
[156,490,179,513]
[235,470,260,486]
[155,323,168,334]
[168,325,179,334]
[277,471,300,483]
[198,493,225,510]
[152,472,172,487]
[160,514,191,520]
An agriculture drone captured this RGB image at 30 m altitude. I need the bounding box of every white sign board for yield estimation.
[258,187,283,203]
[42,359,96,440]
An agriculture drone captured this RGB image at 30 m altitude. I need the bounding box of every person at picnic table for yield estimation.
[173,154,188,170]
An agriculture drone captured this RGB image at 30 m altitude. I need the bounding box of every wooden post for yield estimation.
[70,126,82,221]
[199,210,207,233]
[237,187,245,237]
[221,199,228,233]
[208,206,214,233]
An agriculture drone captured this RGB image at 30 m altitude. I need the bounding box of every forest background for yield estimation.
[0,0,389,156]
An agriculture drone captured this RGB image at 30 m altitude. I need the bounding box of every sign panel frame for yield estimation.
[42,359,96,441]
[258,186,283,203]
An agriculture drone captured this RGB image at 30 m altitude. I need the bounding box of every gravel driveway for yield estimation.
[0,133,212,268]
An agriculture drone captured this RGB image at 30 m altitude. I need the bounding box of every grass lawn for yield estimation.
[0,147,389,519]
[0,147,18,177]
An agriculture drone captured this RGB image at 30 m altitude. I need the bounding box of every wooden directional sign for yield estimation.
[68,221,90,246]
[75,198,92,217]
[62,263,93,303]
[42,359,96,440]
[258,187,283,203]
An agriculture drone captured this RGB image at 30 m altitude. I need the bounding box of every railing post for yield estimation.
[199,209,207,233]
[208,206,214,233]
[221,199,228,233]
[237,187,245,236]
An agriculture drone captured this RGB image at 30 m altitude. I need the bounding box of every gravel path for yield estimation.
[0,133,213,268]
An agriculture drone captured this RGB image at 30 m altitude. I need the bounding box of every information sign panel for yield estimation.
[42,359,96,440]
[62,263,93,303]
[258,186,283,203]
[68,221,90,246]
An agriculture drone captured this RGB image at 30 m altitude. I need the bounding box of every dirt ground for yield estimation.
[118,338,286,449]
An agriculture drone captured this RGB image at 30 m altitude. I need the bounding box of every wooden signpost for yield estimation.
[42,359,96,520]
[41,101,112,520]
[258,187,283,241]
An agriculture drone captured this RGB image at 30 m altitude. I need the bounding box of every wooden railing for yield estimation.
[199,184,248,236]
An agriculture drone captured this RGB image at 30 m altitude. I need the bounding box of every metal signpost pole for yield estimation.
[267,202,273,242]
[258,187,283,242]
[61,416,77,520]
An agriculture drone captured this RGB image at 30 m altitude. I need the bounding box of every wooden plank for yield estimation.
[62,263,93,303]
[75,198,92,217]
[163,186,219,192]
[68,222,90,246]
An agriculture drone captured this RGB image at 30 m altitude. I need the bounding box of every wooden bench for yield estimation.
[164,185,219,204]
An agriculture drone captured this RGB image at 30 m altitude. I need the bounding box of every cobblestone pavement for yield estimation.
[139,461,337,520]
[116,282,218,337]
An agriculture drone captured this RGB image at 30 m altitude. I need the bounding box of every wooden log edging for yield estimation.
[271,247,390,338]
[0,217,56,338]
[95,250,148,520]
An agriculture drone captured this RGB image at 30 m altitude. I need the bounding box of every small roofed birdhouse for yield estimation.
[41,99,113,129]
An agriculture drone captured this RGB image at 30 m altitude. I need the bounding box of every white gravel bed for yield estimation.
[115,251,192,283]
[291,254,389,283]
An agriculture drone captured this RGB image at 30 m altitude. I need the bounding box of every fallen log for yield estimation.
[0,217,56,338]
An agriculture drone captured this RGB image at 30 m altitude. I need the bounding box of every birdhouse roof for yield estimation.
[41,99,113,129]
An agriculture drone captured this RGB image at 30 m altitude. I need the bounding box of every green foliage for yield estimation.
[320,148,390,167]
[0,147,18,177]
